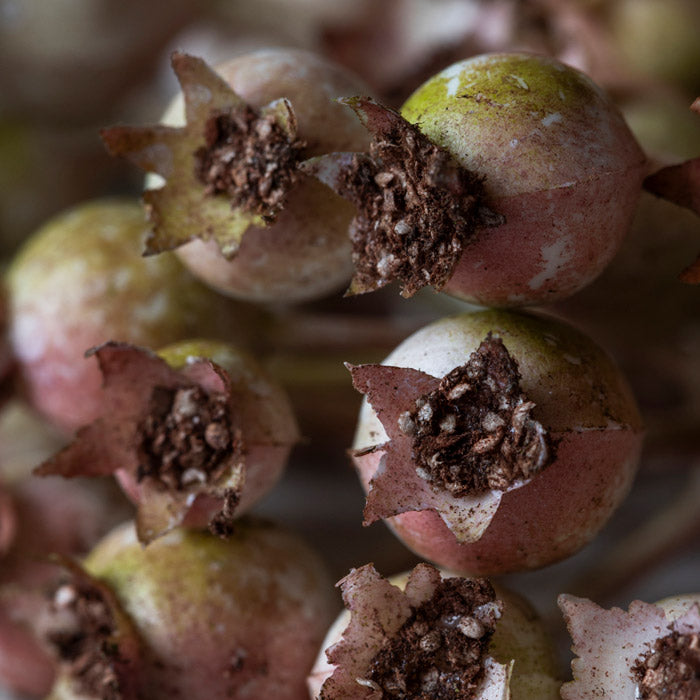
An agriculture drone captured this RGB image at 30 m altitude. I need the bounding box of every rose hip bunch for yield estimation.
[4,14,694,699]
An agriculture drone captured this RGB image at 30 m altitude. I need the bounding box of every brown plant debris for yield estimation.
[136,384,242,493]
[194,104,306,221]
[631,630,700,699]
[303,98,502,297]
[46,581,124,700]
[399,334,553,496]
[365,577,500,699]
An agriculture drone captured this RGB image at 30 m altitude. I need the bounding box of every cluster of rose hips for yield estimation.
[1,3,700,699]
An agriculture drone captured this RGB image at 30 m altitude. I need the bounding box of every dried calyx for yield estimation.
[399,334,551,496]
[101,52,305,259]
[558,594,700,700]
[194,103,306,221]
[302,98,502,297]
[47,582,120,699]
[318,564,508,700]
[34,341,300,545]
[365,577,500,699]
[631,629,700,699]
[44,561,141,700]
[136,384,241,492]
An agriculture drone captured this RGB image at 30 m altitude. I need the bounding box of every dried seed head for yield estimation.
[365,574,500,699]
[631,630,700,699]
[407,334,554,497]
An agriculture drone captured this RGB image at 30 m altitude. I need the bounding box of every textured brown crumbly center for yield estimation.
[365,578,499,699]
[398,334,552,497]
[194,105,306,220]
[632,630,700,699]
[46,582,122,700]
[336,116,493,297]
[136,384,236,491]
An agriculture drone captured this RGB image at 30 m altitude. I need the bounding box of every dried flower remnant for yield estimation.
[101,52,303,258]
[644,97,700,283]
[302,97,502,297]
[316,564,509,700]
[348,334,553,543]
[194,102,305,220]
[44,558,143,700]
[632,629,700,699]
[36,341,298,544]
[558,594,700,700]
[401,334,551,497]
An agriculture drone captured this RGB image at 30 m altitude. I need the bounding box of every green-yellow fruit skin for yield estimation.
[400,53,646,307]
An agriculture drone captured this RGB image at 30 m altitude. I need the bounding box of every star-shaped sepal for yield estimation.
[36,342,253,544]
[301,97,502,298]
[101,52,304,259]
[347,336,553,543]
[318,563,510,700]
[559,594,700,699]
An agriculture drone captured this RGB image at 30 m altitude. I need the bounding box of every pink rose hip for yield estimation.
[43,518,336,700]
[102,48,371,303]
[306,52,646,305]
[350,309,644,575]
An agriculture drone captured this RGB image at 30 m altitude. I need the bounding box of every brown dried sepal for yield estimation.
[366,577,500,700]
[35,342,249,544]
[318,563,509,700]
[303,98,502,298]
[643,96,700,285]
[631,630,700,699]
[136,384,242,493]
[400,334,553,496]
[194,104,306,221]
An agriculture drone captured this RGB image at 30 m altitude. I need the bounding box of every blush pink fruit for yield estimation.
[6,198,261,434]
[102,48,371,303]
[350,309,643,575]
[308,53,647,305]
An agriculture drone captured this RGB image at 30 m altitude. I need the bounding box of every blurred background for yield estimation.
[1,0,699,697]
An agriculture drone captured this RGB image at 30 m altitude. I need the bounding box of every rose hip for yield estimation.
[37,339,299,544]
[6,198,261,434]
[43,518,336,700]
[102,48,371,303]
[306,52,646,306]
[350,308,643,575]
